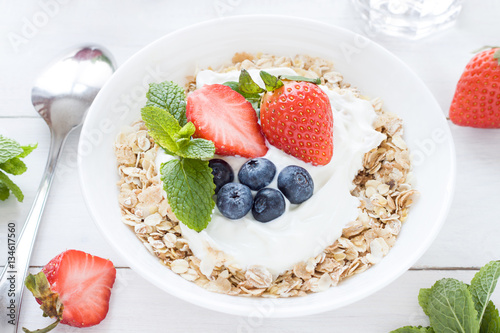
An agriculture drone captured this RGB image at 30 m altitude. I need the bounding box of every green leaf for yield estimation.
[141,105,182,153]
[278,74,321,84]
[176,138,215,160]
[0,157,27,175]
[160,158,215,232]
[0,170,23,202]
[390,326,435,333]
[238,69,265,94]
[469,261,500,324]
[481,301,500,333]
[223,80,262,112]
[0,135,23,164]
[18,143,38,158]
[492,49,500,66]
[0,182,10,201]
[419,288,432,316]
[176,122,196,140]
[427,278,480,333]
[260,71,284,92]
[146,81,187,126]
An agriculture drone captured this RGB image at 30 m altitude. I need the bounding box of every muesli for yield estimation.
[114,53,417,297]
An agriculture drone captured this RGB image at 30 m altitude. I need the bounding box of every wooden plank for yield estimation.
[16,269,500,332]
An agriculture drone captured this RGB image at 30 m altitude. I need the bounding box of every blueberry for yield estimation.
[252,188,286,223]
[238,158,276,191]
[217,183,253,219]
[209,159,234,194]
[277,165,314,204]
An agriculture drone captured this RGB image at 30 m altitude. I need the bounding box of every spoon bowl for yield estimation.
[0,45,115,332]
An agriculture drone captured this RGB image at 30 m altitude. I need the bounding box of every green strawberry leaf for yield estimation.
[469,261,500,324]
[160,158,215,232]
[238,69,265,94]
[493,49,500,66]
[0,170,23,202]
[390,326,435,333]
[427,278,480,333]
[223,80,262,112]
[481,300,500,333]
[0,182,10,201]
[0,135,23,164]
[260,71,284,92]
[146,81,187,126]
[0,157,27,175]
[18,143,38,158]
[141,105,182,153]
[278,74,321,84]
[419,287,432,316]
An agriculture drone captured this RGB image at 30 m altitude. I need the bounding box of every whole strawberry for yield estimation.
[449,47,500,128]
[261,80,334,166]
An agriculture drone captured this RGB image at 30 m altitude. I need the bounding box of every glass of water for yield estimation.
[352,0,463,39]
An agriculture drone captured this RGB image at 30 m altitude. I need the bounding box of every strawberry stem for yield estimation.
[22,319,60,333]
[472,45,499,53]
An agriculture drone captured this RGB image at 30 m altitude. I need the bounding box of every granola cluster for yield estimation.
[114,53,416,297]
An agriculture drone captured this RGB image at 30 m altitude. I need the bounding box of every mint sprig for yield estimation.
[0,135,37,202]
[142,81,215,232]
[391,260,500,333]
[160,159,215,232]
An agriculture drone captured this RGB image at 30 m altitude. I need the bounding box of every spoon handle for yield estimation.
[0,131,67,332]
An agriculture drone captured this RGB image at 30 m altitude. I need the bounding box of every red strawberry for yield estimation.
[449,47,500,128]
[186,84,268,158]
[260,81,334,166]
[24,250,116,331]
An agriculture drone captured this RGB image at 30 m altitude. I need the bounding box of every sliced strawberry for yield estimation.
[25,250,116,331]
[186,84,268,158]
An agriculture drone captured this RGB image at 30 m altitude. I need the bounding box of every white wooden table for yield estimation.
[1,1,500,332]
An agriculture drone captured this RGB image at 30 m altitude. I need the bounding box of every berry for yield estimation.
[238,158,276,191]
[209,159,234,194]
[217,183,253,219]
[260,81,334,165]
[252,188,286,222]
[186,84,268,158]
[277,165,314,204]
[449,47,500,128]
[26,250,116,330]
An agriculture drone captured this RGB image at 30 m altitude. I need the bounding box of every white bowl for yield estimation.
[78,15,455,318]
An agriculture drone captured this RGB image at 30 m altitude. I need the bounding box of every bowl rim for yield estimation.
[78,14,456,317]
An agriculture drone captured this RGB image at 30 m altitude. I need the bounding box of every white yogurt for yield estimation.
[156,68,386,276]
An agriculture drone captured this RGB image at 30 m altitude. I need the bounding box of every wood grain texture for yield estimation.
[16,269,500,333]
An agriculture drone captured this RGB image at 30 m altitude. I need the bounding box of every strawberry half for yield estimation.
[449,47,500,128]
[24,250,116,332]
[186,84,268,158]
[261,81,334,166]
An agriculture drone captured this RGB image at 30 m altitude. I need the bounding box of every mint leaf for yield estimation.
[0,170,23,202]
[427,278,480,333]
[18,143,38,158]
[419,288,432,316]
[176,122,196,140]
[176,139,215,160]
[260,71,284,92]
[160,158,215,232]
[469,261,500,324]
[390,326,434,332]
[279,74,321,84]
[0,157,27,175]
[239,69,265,94]
[0,182,9,201]
[141,105,182,153]
[146,81,187,126]
[481,301,500,333]
[0,135,23,164]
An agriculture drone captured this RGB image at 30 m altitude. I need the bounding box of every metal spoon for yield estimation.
[0,45,115,332]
